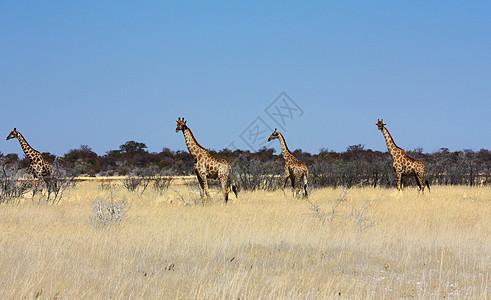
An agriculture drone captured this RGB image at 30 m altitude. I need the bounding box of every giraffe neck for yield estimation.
[277,133,293,160]
[381,127,399,157]
[16,132,39,162]
[182,127,207,158]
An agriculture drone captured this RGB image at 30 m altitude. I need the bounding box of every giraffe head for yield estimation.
[6,128,18,140]
[267,128,280,142]
[175,117,187,133]
[376,119,386,130]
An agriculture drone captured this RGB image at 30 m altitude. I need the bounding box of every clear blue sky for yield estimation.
[1,1,490,156]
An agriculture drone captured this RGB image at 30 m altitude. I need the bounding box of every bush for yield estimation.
[40,159,76,204]
[123,175,142,192]
[0,161,30,204]
[123,165,174,195]
[123,166,159,194]
[153,171,173,195]
[232,154,283,191]
[89,193,130,226]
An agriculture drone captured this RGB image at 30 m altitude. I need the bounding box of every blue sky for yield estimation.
[1,1,490,156]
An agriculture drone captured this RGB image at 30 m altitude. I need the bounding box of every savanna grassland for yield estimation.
[0,182,489,299]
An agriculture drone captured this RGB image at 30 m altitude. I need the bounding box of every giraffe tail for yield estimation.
[228,164,238,199]
[303,184,308,198]
[425,180,430,192]
[231,183,238,198]
[303,169,309,198]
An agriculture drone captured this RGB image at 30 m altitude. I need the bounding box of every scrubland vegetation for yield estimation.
[2,142,490,187]
[1,143,489,298]
[0,181,489,298]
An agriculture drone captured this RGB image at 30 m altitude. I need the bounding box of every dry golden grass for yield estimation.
[0,182,489,299]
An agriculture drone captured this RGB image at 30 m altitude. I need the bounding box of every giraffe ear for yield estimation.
[184,120,187,124]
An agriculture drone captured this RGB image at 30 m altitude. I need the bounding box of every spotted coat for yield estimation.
[6,128,54,183]
[376,120,428,192]
[268,129,309,198]
[176,118,237,203]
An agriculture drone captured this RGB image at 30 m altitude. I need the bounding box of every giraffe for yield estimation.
[376,119,430,192]
[268,128,309,198]
[6,128,54,188]
[175,118,237,203]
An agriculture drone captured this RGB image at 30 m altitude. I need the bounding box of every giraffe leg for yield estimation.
[413,173,420,192]
[44,176,52,193]
[302,173,309,198]
[291,175,296,197]
[220,175,229,203]
[195,169,205,198]
[294,175,301,198]
[29,166,38,196]
[34,177,43,196]
[201,174,210,200]
[282,171,289,196]
[31,177,36,197]
[396,173,402,191]
[417,173,425,193]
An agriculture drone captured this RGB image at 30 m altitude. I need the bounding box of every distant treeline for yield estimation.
[1,141,490,188]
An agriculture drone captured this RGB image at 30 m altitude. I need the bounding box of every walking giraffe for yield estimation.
[376,119,430,192]
[175,118,237,203]
[6,128,54,187]
[268,128,309,198]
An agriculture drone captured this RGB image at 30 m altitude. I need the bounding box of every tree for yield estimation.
[64,145,101,176]
[346,144,365,152]
[4,153,19,163]
[65,145,97,161]
[119,141,148,154]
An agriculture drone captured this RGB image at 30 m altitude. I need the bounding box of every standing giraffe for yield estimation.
[268,128,309,198]
[376,120,430,192]
[6,128,54,187]
[175,118,237,203]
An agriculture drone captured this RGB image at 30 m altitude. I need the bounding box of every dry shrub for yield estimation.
[89,192,130,226]
[232,155,283,191]
[0,161,30,204]
[306,180,375,231]
[40,159,76,204]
